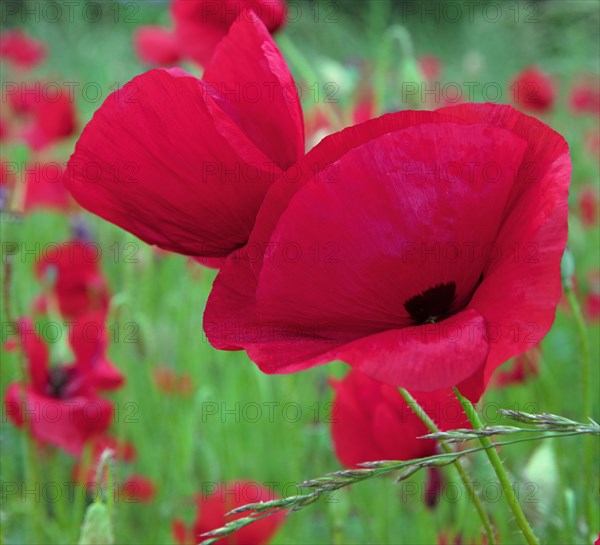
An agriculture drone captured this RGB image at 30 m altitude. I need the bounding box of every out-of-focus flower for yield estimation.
[584,129,600,163]
[569,78,600,116]
[304,105,336,150]
[330,369,469,468]
[419,54,442,82]
[23,162,74,213]
[585,270,600,322]
[493,345,541,387]
[510,66,556,114]
[134,26,181,66]
[0,30,47,70]
[3,318,113,455]
[172,481,286,545]
[34,240,110,320]
[122,474,156,503]
[579,186,599,227]
[172,0,286,66]
[68,313,125,391]
[352,87,376,125]
[7,82,77,150]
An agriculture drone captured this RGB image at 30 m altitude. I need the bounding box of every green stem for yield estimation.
[564,282,594,530]
[454,388,540,545]
[276,33,344,132]
[564,284,592,421]
[399,388,496,545]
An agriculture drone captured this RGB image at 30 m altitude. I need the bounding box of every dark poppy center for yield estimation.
[47,366,72,398]
[403,282,457,325]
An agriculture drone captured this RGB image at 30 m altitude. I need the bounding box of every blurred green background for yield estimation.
[1,1,599,544]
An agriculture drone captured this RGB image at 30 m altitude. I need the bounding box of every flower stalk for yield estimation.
[563,275,595,530]
[398,388,496,545]
[454,388,540,545]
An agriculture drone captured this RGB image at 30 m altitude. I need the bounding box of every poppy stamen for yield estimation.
[404,282,457,325]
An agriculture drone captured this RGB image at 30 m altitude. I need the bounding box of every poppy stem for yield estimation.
[453,388,540,545]
[563,282,594,529]
[276,33,345,132]
[398,388,496,545]
[374,25,424,112]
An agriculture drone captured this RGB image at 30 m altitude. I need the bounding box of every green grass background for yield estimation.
[1,1,599,544]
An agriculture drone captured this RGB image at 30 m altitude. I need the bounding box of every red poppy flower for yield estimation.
[122,474,156,503]
[510,66,556,114]
[352,87,376,125]
[579,185,599,227]
[172,481,286,545]
[68,313,125,391]
[594,531,599,545]
[0,30,47,70]
[7,83,77,150]
[305,106,332,139]
[0,115,8,140]
[63,13,303,261]
[585,270,600,322]
[3,318,113,455]
[23,162,74,213]
[133,26,181,66]
[172,0,286,66]
[569,78,600,116]
[34,240,110,320]
[205,103,570,394]
[493,345,540,387]
[24,92,77,150]
[419,55,442,82]
[585,129,600,163]
[331,370,469,468]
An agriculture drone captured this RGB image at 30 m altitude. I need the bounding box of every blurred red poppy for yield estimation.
[419,54,442,82]
[172,0,286,66]
[493,345,540,387]
[205,103,570,394]
[352,87,376,125]
[569,78,600,116]
[3,318,114,455]
[585,271,600,322]
[122,474,156,503]
[64,13,303,261]
[579,186,599,227]
[7,82,77,150]
[34,240,110,320]
[585,129,600,163]
[134,26,181,66]
[510,66,556,114]
[172,481,286,545]
[23,162,74,213]
[330,369,469,467]
[0,30,47,70]
[68,313,125,391]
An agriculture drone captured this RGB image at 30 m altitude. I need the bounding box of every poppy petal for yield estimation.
[63,68,275,257]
